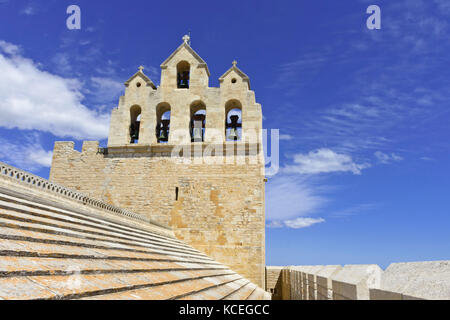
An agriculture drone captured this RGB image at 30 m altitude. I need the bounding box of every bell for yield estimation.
[227,127,239,141]
[191,115,205,142]
[192,126,203,142]
[158,129,167,141]
[158,120,170,142]
[229,115,239,125]
[227,115,240,141]
[130,122,139,142]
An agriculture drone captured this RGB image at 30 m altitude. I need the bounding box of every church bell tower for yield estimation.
[50,35,266,287]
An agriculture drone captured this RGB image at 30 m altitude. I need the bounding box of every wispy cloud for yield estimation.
[52,53,72,74]
[374,151,403,164]
[142,65,160,84]
[269,51,332,97]
[272,1,450,160]
[89,77,123,103]
[266,148,370,228]
[266,174,326,221]
[0,134,52,171]
[267,217,325,229]
[434,0,450,15]
[20,4,36,16]
[329,203,377,218]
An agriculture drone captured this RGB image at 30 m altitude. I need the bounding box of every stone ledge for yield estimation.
[105,142,262,156]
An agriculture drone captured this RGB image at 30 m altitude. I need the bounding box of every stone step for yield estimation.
[80,274,242,300]
[0,223,217,264]
[0,199,201,255]
[0,255,227,276]
[0,211,211,260]
[0,193,180,245]
[223,282,257,300]
[180,278,249,300]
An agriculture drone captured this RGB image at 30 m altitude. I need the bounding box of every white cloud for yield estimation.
[279,134,293,141]
[266,220,283,228]
[284,148,370,175]
[20,5,36,16]
[0,40,110,140]
[0,135,52,170]
[266,174,326,221]
[391,153,403,161]
[0,40,20,55]
[374,151,404,164]
[27,148,53,167]
[267,217,325,229]
[284,217,325,229]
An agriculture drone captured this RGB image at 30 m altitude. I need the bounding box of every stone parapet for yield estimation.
[380,261,450,300]
[267,262,450,300]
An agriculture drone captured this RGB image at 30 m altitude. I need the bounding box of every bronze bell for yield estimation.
[130,122,140,142]
[227,115,240,141]
[159,129,167,141]
[192,125,203,142]
[191,114,205,142]
[227,127,239,141]
[158,119,170,142]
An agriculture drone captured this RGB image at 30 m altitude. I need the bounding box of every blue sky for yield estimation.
[0,0,449,269]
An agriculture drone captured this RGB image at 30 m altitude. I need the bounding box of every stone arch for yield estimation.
[190,100,206,142]
[129,105,142,144]
[177,61,190,89]
[225,99,243,141]
[156,102,171,143]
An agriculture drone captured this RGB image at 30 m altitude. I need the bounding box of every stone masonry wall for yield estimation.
[50,141,265,287]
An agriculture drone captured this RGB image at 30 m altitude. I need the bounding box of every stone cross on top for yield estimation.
[232,60,238,67]
[138,66,144,72]
[182,34,190,44]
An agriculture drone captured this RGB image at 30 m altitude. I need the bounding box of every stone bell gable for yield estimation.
[107,35,262,147]
[50,35,266,288]
[160,35,211,89]
[108,67,157,146]
[219,60,251,90]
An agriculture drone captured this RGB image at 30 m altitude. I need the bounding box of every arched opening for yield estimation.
[190,101,206,142]
[156,102,171,143]
[177,61,190,89]
[129,105,141,144]
[225,100,242,141]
